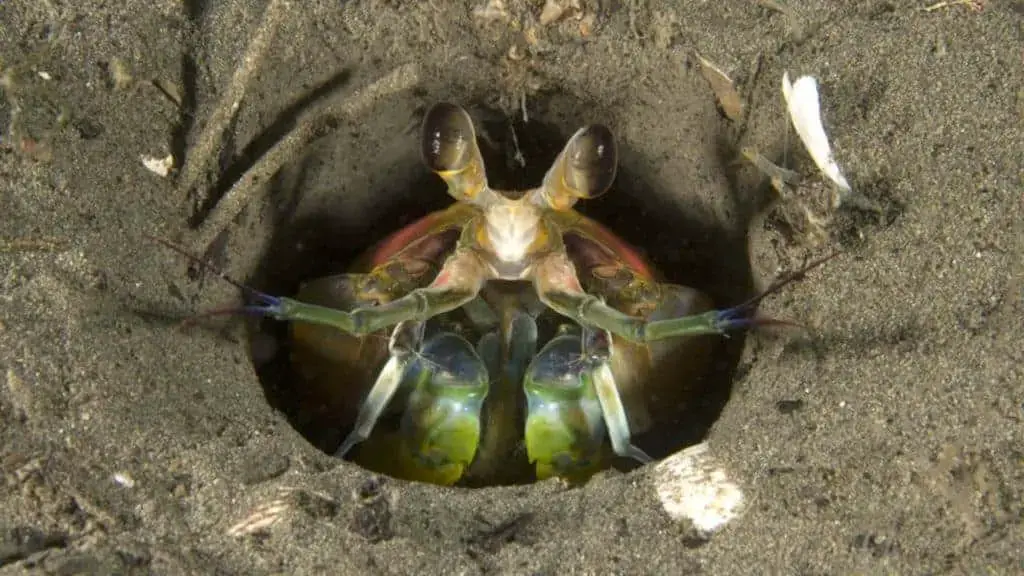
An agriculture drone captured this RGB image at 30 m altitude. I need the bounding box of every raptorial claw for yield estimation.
[334,325,489,486]
[538,249,837,344]
[524,330,608,482]
[397,331,489,484]
[523,325,654,482]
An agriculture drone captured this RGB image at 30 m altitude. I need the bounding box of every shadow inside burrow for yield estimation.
[242,93,761,485]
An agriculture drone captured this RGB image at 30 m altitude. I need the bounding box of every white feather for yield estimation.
[782,72,852,196]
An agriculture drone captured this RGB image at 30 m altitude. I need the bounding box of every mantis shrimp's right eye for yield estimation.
[420,102,477,174]
[562,124,618,200]
[540,124,618,210]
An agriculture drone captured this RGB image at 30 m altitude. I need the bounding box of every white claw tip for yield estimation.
[782,72,852,199]
[655,442,745,536]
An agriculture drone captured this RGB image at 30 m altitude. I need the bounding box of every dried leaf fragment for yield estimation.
[6,368,30,420]
[578,13,596,37]
[755,0,795,16]
[227,496,290,537]
[696,54,745,122]
[151,78,182,108]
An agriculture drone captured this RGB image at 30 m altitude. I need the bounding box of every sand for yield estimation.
[1,1,1021,573]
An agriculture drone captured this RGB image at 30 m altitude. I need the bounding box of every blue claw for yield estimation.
[713,253,842,334]
[244,292,285,317]
[713,306,757,331]
[712,306,799,336]
[241,302,282,318]
[147,234,293,324]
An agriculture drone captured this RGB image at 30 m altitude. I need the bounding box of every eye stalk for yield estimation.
[541,124,618,211]
[420,102,488,203]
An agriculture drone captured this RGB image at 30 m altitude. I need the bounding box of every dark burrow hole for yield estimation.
[244,100,756,488]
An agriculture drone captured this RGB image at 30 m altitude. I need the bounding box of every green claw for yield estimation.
[400,332,490,482]
[524,331,609,482]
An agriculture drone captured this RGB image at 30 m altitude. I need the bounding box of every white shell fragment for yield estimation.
[227,496,290,537]
[782,72,852,203]
[655,442,746,536]
[141,154,175,178]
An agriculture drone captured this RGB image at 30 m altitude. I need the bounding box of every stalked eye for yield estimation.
[420,103,477,174]
[562,124,617,200]
[540,124,618,211]
[420,103,488,203]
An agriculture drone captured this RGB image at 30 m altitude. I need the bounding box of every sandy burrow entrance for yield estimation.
[1,1,1022,574]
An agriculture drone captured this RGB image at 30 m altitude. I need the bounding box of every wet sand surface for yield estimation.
[1,1,1022,574]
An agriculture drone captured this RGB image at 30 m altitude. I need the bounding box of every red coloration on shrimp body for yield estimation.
[572,215,657,282]
[369,205,655,287]
[431,269,451,287]
[369,212,447,268]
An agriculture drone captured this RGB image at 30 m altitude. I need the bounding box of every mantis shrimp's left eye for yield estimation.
[420,102,488,202]
[420,103,477,173]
